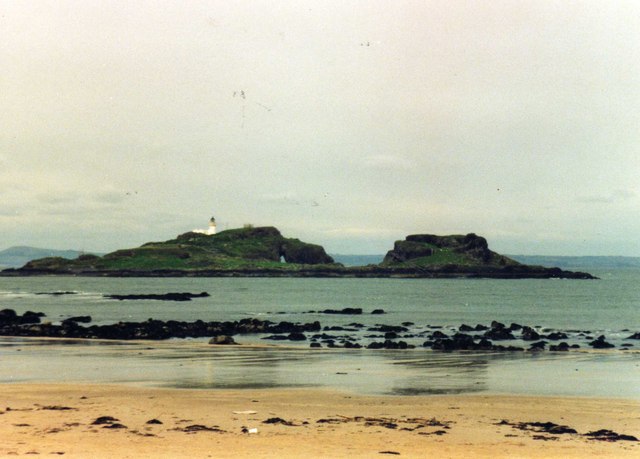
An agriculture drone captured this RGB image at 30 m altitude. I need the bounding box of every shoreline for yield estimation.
[0,264,598,279]
[1,383,638,458]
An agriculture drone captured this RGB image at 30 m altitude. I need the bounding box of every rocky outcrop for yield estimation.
[383,233,511,266]
[317,308,363,315]
[589,335,615,349]
[382,240,434,263]
[280,240,334,264]
[0,312,321,341]
[0,309,44,325]
[104,292,210,301]
[0,309,627,354]
[208,335,236,345]
[423,332,523,352]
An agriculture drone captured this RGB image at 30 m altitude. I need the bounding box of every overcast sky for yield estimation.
[1,1,639,256]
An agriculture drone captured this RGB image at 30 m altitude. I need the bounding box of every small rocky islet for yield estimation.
[1,307,637,352]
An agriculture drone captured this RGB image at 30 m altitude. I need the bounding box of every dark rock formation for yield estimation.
[262,334,289,341]
[501,420,578,435]
[36,291,77,296]
[104,292,210,301]
[484,327,515,341]
[62,316,92,325]
[209,335,236,345]
[0,309,45,325]
[0,313,320,341]
[92,416,120,425]
[585,429,638,442]
[589,335,615,349]
[529,341,547,350]
[319,308,363,315]
[0,309,19,324]
[0,311,624,355]
[543,332,568,340]
[20,311,45,324]
[425,332,522,352]
[367,325,409,333]
[429,331,449,339]
[280,240,334,264]
[549,342,570,351]
[382,240,434,263]
[367,340,412,350]
[287,332,307,341]
[383,233,500,265]
[521,326,540,341]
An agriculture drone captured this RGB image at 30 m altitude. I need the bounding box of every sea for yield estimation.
[0,268,638,399]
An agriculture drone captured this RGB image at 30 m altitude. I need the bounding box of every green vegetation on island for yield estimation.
[16,226,337,273]
[1,226,596,279]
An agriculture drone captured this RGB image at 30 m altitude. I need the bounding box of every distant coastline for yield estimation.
[507,255,640,270]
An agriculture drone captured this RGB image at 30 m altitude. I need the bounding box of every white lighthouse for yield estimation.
[193,216,217,235]
[206,216,217,235]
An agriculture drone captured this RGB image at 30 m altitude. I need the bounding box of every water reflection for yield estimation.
[381,352,490,395]
[0,338,638,398]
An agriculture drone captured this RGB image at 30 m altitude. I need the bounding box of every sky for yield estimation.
[1,0,639,256]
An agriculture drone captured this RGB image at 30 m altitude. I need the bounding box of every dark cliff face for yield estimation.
[383,240,434,263]
[280,240,334,264]
[383,233,517,267]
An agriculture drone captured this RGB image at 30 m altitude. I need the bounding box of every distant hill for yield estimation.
[0,246,92,269]
[508,255,640,270]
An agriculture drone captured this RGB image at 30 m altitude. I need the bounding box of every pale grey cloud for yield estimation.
[1,0,639,255]
[576,189,637,205]
[362,154,414,171]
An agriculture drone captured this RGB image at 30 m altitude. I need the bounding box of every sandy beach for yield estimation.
[1,384,638,458]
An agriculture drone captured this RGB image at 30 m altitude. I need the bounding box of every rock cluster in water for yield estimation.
[0,308,636,352]
[0,308,320,341]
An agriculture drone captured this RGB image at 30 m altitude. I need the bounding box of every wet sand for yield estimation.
[1,384,638,458]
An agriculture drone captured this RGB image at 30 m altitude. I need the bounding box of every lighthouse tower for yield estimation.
[206,216,217,235]
[192,216,218,236]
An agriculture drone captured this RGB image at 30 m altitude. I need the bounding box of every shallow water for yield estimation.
[0,269,638,397]
[1,338,638,398]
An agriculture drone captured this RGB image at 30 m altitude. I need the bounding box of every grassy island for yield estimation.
[2,226,596,279]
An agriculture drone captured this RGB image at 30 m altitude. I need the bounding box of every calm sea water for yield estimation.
[0,269,638,398]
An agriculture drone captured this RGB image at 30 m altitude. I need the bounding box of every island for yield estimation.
[0,226,596,279]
